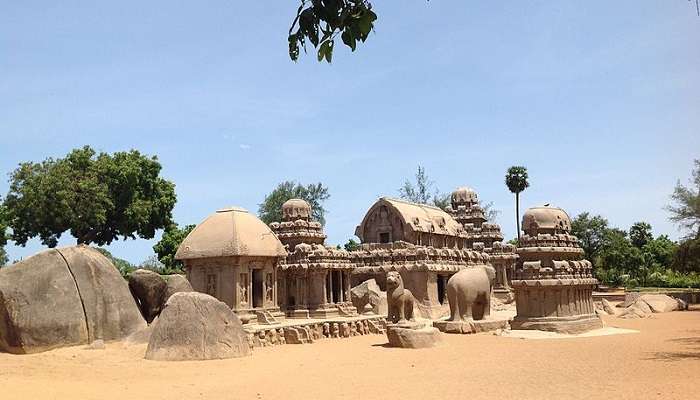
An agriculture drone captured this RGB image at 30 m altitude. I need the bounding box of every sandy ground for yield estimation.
[1,308,699,400]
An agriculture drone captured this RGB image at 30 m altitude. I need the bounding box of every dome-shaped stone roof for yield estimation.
[282,198,312,221]
[521,205,572,235]
[451,186,478,206]
[175,207,286,260]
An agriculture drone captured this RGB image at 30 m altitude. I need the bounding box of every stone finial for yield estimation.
[521,205,572,236]
[450,186,478,208]
[282,198,312,221]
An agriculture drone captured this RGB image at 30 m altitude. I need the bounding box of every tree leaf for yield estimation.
[341,29,356,51]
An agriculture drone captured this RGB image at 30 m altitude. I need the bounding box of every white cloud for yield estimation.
[239,143,251,150]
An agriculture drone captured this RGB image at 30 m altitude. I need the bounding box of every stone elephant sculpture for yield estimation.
[446,265,495,321]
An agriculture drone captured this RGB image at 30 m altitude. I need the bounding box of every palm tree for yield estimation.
[505,166,530,240]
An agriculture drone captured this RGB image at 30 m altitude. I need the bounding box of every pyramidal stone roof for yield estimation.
[175,207,286,260]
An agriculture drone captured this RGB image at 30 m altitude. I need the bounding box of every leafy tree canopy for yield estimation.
[399,165,438,205]
[505,166,529,194]
[3,146,177,247]
[0,247,7,267]
[95,247,136,278]
[343,238,360,251]
[0,199,8,266]
[286,2,700,63]
[153,223,196,271]
[629,221,653,248]
[258,181,330,225]
[571,212,609,262]
[139,255,166,272]
[666,159,700,239]
[401,166,500,222]
[288,0,376,63]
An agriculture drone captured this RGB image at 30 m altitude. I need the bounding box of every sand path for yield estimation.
[1,308,699,400]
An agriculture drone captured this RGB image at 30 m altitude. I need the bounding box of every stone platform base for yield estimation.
[433,317,509,334]
[386,321,441,349]
[244,315,386,348]
[510,314,603,334]
[492,288,515,302]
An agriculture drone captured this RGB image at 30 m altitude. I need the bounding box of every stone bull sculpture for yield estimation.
[446,265,496,322]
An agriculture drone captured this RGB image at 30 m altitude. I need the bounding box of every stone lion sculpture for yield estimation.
[386,271,415,324]
[446,265,495,322]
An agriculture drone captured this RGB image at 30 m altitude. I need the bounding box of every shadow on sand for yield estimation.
[645,334,700,361]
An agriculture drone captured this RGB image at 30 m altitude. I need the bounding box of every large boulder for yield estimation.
[129,269,167,323]
[638,294,679,313]
[618,299,653,319]
[350,279,388,315]
[601,299,618,316]
[0,246,146,354]
[163,274,193,302]
[386,322,441,349]
[145,292,251,361]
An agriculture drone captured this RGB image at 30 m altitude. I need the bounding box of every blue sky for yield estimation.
[1,1,699,264]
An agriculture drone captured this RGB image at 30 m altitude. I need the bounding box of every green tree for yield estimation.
[399,165,454,211]
[3,146,176,247]
[288,0,376,63]
[481,201,500,223]
[629,221,653,248]
[571,212,609,263]
[399,165,437,205]
[139,255,165,272]
[641,235,677,268]
[432,191,451,211]
[505,166,529,240]
[0,248,7,267]
[153,223,196,271]
[597,228,643,280]
[674,237,700,273]
[95,247,136,278]
[343,238,361,251]
[258,181,330,225]
[286,2,700,63]
[0,199,8,267]
[666,159,700,239]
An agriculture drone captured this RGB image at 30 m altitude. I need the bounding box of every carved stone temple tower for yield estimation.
[270,199,357,319]
[447,187,518,299]
[511,205,602,334]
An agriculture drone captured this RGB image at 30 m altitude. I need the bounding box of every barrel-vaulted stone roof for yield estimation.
[355,197,466,241]
[175,207,286,260]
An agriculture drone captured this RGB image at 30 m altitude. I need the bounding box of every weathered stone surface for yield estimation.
[163,274,193,302]
[386,322,441,349]
[350,279,388,315]
[284,326,313,344]
[639,294,679,313]
[512,205,602,334]
[145,292,251,361]
[0,246,145,354]
[434,318,509,334]
[446,265,494,322]
[618,300,653,319]
[601,299,618,316]
[129,269,167,323]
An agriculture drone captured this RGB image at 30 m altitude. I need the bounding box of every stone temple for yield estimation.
[176,186,513,323]
[446,187,518,300]
[270,199,357,319]
[351,197,491,318]
[173,188,609,343]
[175,206,287,324]
[510,205,603,333]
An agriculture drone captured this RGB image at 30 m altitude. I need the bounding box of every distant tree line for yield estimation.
[573,160,700,288]
[1,148,698,292]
